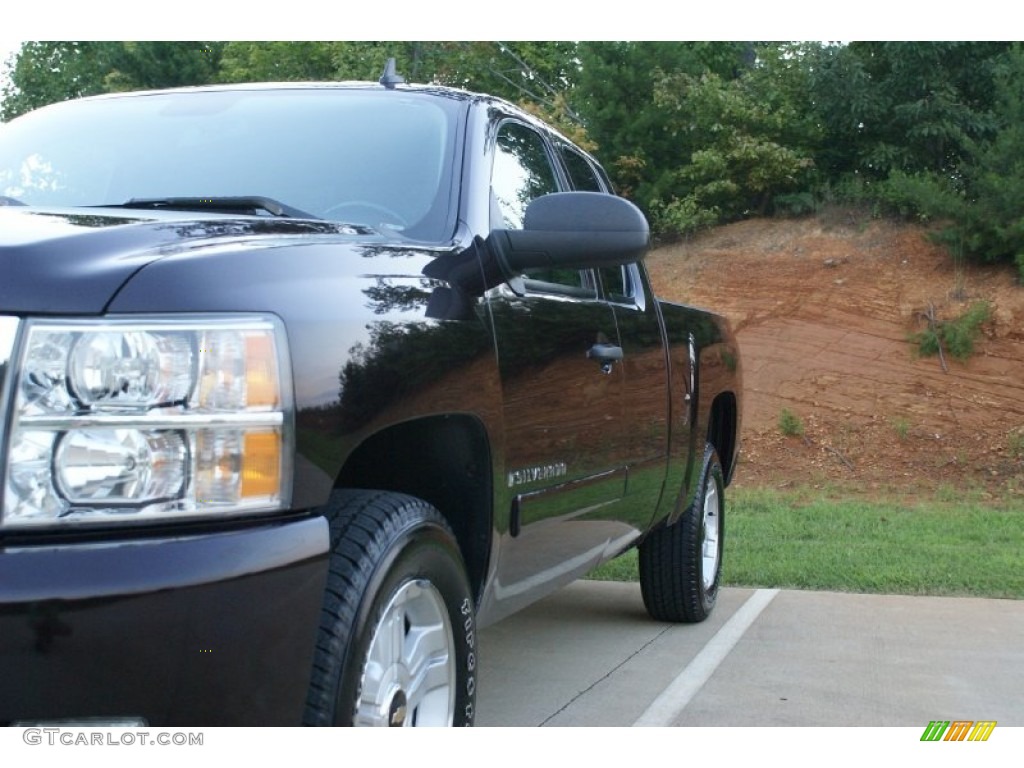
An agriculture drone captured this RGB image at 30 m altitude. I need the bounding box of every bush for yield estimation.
[773,192,816,217]
[871,171,963,222]
[915,301,993,361]
[650,196,721,238]
[778,408,804,437]
[892,417,910,441]
[1009,428,1024,458]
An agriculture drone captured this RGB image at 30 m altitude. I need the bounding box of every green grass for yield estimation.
[587,487,1024,599]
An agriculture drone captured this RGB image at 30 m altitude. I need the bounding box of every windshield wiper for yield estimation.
[107,196,320,219]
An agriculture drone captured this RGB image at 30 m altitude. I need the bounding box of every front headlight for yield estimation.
[2,315,293,529]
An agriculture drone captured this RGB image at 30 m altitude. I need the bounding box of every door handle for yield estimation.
[587,343,623,374]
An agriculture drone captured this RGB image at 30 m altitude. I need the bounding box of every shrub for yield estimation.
[773,192,816,217]
[871,170,963,222]
[778,408,804,437]
[914,301,992,361]
[1010,429,1024,459]
[892,418,910,441]
[650,195,721,238]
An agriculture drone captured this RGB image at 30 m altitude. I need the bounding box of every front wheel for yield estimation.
[639,443,724,623]
[304,490,476,726]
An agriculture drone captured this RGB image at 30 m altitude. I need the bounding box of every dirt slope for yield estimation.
[647,213,1024,499]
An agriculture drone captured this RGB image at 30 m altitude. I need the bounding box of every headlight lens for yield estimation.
[2,315,293,529]
[54,429,188,503]
[68,331,194,409]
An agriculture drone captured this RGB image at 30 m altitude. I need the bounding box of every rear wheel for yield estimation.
[639,443,724,622]
[304,490,476,726]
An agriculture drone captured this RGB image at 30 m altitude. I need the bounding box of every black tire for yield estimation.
[304,490,476,726]
[639,443,724,623]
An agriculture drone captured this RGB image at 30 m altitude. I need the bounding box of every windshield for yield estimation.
[0,87,461,242]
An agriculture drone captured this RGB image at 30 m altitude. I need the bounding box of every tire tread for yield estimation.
[638,444,723,623]
[303,489,463,726]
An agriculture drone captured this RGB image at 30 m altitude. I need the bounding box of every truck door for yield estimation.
[599,262,676,531]
[561,143,674,532]
[486,120,636,611]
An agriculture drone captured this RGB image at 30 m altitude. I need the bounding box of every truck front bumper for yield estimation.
[0,516,328,726]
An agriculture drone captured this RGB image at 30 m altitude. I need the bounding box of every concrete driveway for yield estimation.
[476,582,1024,727]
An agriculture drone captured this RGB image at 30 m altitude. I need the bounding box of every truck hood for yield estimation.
[0,206,369,314]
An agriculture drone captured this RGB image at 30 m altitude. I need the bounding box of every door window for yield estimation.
[491,121,594,297]
[490,121,559,231]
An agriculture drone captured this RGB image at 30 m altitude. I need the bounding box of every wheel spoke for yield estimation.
[405,623,454,700]
[359,579,454,726]
[701,481,721,590]
[406,620,452,680]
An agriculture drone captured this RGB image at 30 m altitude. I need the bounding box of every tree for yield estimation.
[573,42,750,206]
[572,42,818,236]
[217,42,585,144]
[2,42,110,120]
[953,45,1024,273]
[651,46,819,232]
[807,42,1008,180]
[218,41,576,103]
[218,41,341,82]
[1,42,223,121]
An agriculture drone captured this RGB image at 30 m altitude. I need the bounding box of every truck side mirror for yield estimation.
[492,192,649,274]
[423,192,649,303]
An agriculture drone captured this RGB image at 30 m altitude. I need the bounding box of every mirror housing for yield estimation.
[424,192,650,300]
[492,192,649,275]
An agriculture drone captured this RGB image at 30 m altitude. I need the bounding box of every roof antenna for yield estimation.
[379,58,405,90]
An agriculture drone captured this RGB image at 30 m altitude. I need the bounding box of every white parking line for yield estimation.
[633,588,780,726]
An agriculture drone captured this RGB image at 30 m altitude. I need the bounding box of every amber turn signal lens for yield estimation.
[240,430,281,498]
[245,333,279,408]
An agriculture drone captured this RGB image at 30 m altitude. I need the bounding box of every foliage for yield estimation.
[2,41,579,131]
[573,42,750,205]
[647,195,720,237]
[1,42,223,121]
[778,408,804,437]
[1008,428,1024,459]
[573,42,820,237]
[655,68,816,224]
[2,42,109,120]
[102,42,224,92]
[869,170,963,222]
[218,41,582,132]
[836,46,1024,276]
[914,301,992,361]
[806,42,1007,179]
[891,418,910,441]
[946,46,1024,273]
[773,192,816,217]
[218,41,340,82]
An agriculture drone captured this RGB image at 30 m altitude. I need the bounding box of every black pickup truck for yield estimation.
[0,75,741,726]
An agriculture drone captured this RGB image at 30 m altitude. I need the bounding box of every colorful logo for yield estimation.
[920,720,997,742]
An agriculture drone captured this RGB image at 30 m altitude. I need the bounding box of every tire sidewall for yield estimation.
[336,521,476,726]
